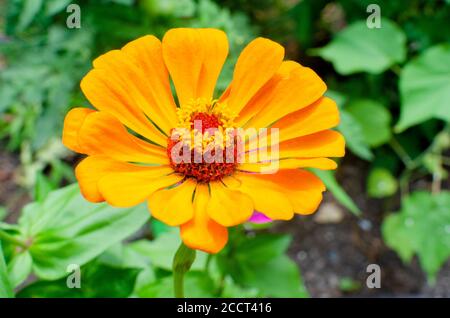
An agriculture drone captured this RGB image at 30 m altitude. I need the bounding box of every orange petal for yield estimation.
[162,28,228,105]
[75,155,161,203]
[278,130,345,158]
[180,184,228,253]
[81,66,167,146]
[223,38,284,115]
[226,173,294,221]
[148,179,197,226]
[77,112,169,164]
[274,97,340,142]
[240,61,326,128]
[92,37,178,135]
[252,169,325,215]
[62,107,95,153]
[238,158,337,173]
[98,169,182,207]
[207,181,254,227]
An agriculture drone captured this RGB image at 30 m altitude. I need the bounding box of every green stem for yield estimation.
[172,242,196,298]
[0,230,27,249]
[389,137,414,169]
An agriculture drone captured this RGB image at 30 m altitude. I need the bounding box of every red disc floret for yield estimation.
[167,113,238,183]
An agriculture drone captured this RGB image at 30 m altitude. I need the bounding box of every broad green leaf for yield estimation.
[0,241,14,298]
[382,191,450,282]
[17,184,149,280]
[396,44,450,132]
[8,251,32,288]
[312,169,361,216]
[367,168,398,198]
[338,110,373,160]
[128,231,207,271]
[218,234,308,297]
[314,19,406,74]
[220,277,259,298]
[18,262,140,298]
[346,99,392,147]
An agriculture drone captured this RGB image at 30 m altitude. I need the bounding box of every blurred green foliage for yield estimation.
[0,0,449,297]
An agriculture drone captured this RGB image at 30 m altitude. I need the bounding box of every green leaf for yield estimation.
[33,172,54,202]
[18,262,140,298]
[128,231,207,271]
[367,168,398,198]
[396,44,450,132]
[136,271,215,298]
[312,169,361,216]
[17,184,149,280]
[382,191,450,282]
[45,0,72,16]
[8,251,32,288]
[314,19,406,75]
[17,0,44,32]
[338,110,374,160]
[218,234,308,297]
[0,241,14,298]
[346,99,392,147]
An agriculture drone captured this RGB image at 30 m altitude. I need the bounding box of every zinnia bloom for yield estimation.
[62,28,344,253]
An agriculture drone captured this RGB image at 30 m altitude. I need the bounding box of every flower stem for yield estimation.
[172,242,196,298]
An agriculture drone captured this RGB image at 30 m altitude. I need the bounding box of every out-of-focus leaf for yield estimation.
[338,110,374,160]
[137,271,215,298]
[312,169,361,216]
[396,44,450,132]
[33,172,54,202]
[18,262,140,298]
[16,0,43,32]
[7,251,32,288]
[217,234,308,297]
[382,191,450,282]
[128,231,207,271]
[0,241,14,298]
[367,168,398,198]
[45,0,72,16]
[16,184,149,280]
[314,19,406,74]
[150,218,172,238]
[346,99,392,147]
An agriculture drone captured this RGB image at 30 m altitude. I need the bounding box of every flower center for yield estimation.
[167,99,238,183]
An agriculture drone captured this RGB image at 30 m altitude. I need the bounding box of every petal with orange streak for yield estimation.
[77,111,168,164]
[241,61,326,128]
[62,107,95,153]
[149,179,197,226]
[180,184,228,254]
[81,68,167,146]
[98,169,182,207]
[224,173,294,221]
[75,155,164,203]
[221,38,284,115]
[207,181,254,227]
[162,28,228,105]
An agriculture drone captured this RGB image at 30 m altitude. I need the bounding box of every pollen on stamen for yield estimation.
[168,99,238,183]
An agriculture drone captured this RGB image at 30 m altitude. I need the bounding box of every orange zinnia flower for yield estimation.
[62,28,345,253]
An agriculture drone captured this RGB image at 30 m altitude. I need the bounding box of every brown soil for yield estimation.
[273,154,450,297]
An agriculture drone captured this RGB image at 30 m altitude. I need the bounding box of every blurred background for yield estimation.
[0,0,449,297]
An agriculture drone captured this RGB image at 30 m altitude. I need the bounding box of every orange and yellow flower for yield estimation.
[62,28,345,253]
